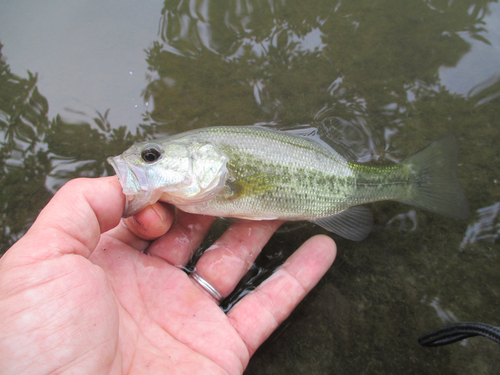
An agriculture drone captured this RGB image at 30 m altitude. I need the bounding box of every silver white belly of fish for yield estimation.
[107,126,468,240]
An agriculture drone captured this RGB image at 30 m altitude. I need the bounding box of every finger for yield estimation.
[12,177,125,261]
[226,235,336,356]
[123,202,175,241]
[192,220,284,300]
[96,202,175,253]
[146,210,216,266]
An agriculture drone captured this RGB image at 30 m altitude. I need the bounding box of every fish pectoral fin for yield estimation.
[312,206,373,241]
[227,172,279,200]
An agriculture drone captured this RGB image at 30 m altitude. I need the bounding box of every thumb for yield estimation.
[7,177,125,262]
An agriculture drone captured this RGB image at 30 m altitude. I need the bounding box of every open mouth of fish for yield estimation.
[108,156,140,192]
[107,155,154,217]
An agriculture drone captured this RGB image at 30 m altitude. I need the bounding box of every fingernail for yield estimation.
[151,203,166,222]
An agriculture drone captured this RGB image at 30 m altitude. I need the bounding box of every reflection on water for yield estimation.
[430,297,459,324]
[0,1,159,128]
[2,0,500,373]
[386,209,418,232]
[439,1,500,97]
[460,202,500,250]
[469,73,500,106]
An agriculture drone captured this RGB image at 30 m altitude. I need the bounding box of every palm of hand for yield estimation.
[92,232,248,374]
[0,177,335,375]
[0,220,247,374]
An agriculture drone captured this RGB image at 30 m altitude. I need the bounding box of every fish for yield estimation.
[107,125,469,241]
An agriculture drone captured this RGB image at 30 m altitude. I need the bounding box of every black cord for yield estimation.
[418,322,500,347]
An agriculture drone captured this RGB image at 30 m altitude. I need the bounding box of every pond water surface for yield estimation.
[1,0,500,374]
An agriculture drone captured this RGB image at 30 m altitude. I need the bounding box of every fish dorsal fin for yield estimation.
[263,122,358,163]
[312,206,374,241]
[316,117,371,162]
[227,172,279,200]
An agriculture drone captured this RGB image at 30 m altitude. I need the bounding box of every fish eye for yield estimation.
[141,144,162,163]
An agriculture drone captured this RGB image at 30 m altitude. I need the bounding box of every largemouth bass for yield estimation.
[107,126,468,240]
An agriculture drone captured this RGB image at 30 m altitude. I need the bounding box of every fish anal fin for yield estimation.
[312,206,373,241]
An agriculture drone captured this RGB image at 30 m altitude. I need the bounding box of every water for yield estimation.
[1,0,500,373]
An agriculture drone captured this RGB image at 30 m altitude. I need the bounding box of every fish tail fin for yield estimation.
[397,136,469,219]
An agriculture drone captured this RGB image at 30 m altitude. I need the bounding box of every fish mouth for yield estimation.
[107,156,141,195]
[107,156,151,217]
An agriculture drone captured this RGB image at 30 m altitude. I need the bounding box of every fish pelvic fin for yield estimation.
[397,136,469,220]
[313,206,374,241]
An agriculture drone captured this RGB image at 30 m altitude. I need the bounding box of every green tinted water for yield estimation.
[1,0,500,373]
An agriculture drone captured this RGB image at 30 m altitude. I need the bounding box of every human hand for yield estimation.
[0,177,336,374]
